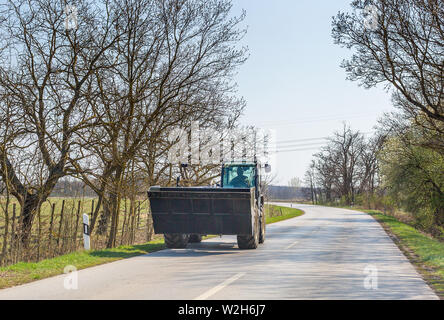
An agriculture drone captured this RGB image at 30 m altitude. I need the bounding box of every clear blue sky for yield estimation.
[231,0,394,185]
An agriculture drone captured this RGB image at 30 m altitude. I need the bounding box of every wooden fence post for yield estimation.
[48,203,56,257]
[73,200,81,251]
[10,203,16,264]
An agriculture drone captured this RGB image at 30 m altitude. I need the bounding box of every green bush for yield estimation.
[379,135,444,238]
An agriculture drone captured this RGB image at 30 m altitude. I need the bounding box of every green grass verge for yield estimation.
[0,239,165,289]
[363,210,444,298]
[0,204,304,290]
[265,204,304,224]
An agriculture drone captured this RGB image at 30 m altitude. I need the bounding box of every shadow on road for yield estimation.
[89,242,166,259]
[148,240,242,257]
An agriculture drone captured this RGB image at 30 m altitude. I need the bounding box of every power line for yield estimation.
[253,113,379,127]
[275,131,374,145]
[273,147,322,153]
[276,137,328,144]
[274,142,326,149]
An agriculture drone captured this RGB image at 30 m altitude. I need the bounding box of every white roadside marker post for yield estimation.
[83,213,90,250]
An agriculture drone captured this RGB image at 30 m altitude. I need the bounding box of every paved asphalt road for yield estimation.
[0,203,438,299]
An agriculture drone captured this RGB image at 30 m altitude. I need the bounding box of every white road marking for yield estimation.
[194,272,246,300]
[311,227,321,233]
[285,240,299,249]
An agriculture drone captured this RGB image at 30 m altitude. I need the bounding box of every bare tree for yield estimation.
[332,0,443,150]
[70,0,247,247]
[288,177,302,188]
[0,0,124,246]
[304,161,318,204]
[307,124,371,205]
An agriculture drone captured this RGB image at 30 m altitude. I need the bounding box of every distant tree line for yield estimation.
[267,185,312,201]
[304,125,383,206]
[51,179,96,198]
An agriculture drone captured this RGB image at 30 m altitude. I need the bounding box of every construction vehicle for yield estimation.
[147,161,270,249]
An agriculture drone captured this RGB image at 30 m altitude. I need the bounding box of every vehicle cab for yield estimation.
[220,161,270,209]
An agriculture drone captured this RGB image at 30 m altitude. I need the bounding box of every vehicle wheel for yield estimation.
[237,215,259,249]
[189,234,202,243]
[164,234,189,248]
[259,213,266,244]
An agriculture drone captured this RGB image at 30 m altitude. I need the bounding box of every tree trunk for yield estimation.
[97,198,111,236]
[106,166,124,248]
[106,192,119,248]
[0,193,10,265]
[20,194,42,248]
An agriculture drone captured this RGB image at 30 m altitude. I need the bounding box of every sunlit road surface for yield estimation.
[0,203,438,300]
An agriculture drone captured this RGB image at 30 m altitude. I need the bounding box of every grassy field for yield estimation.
[265,204,304,224]
[361,210,444,298]
[0,197,151,227]
[0,197,153,264]
[0,197,151,228]
[0,237,165,289]
[0,204,303,290]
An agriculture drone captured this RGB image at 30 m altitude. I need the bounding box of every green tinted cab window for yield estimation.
[223,165,255,188]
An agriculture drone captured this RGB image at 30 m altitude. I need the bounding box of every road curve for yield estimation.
[0,203,438,300]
